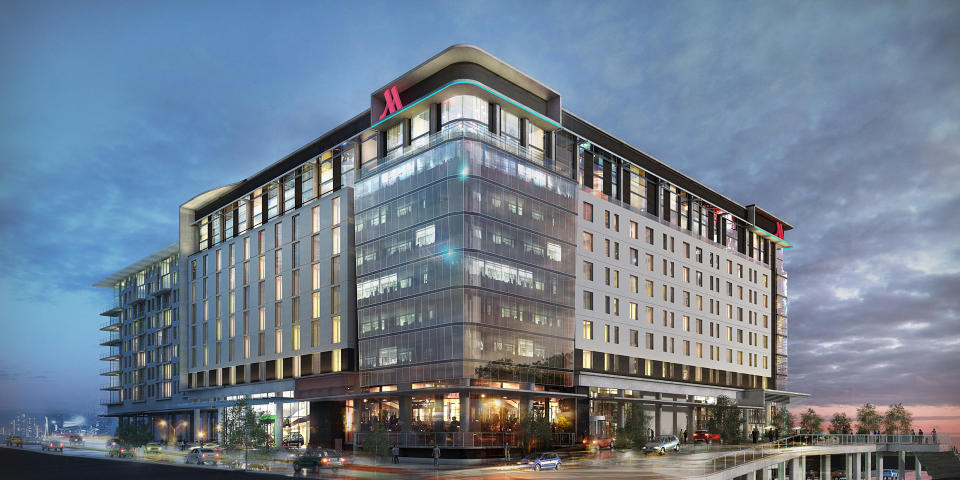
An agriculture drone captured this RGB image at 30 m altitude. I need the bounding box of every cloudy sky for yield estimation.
[1,1,957,430]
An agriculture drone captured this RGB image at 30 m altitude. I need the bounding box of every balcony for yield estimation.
[100,396,122,406]
[100,382,121,391]
[100,332,121,347]
[99,304,122,317]
[100,347,120,362]
[100,317,120,331]
[99,365,120,376]
[151,277,173,296]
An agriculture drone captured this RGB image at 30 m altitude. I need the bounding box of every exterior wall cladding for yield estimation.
[96,45,798,452]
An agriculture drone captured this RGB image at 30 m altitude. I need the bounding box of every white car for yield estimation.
[185,447,220,465]
[643,435,681,455]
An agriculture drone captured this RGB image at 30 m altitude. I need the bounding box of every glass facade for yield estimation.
[355,134,577,389]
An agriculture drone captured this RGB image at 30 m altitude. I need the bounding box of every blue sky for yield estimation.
[1,0,957,423]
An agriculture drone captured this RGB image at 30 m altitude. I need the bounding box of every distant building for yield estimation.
[95,45,803,450]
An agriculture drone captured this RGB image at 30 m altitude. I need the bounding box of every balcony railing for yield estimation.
[99,365,120,376]
[100,332,121,346]
[100,347,121,362]
[359,120,550,181]
[99,317,120,331]
[99,304,122,316]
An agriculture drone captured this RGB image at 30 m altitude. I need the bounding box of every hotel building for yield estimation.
[96,45,800,453]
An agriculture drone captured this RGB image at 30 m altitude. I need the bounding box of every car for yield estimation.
[144,442,164,456]
[185,447,220,465]
[6,435,23,447]
[883,469,898,480]
[42,439,64,452]
[68,435,84,447]
[643,435,681,455]
[693,430,721,444]
[583,434,614,450]
[283,432,304,447]
[293,448,347,475]
[107,444,135,458]
[201,442,222,450]
[518,452,562,471]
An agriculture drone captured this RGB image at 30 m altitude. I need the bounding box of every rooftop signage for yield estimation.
[378,86,403,120]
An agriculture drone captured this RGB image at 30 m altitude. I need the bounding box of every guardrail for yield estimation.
[706,433,953,474]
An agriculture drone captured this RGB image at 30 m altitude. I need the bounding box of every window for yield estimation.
[645,227,654,245]
[645,333,654,349]
[584,202,594,222]
[629,221,638,239]
[583,291,594,310]
[441,95,488,124]
[386,122,404,152]
[631,330,639,347]
[410,107,430,144]
[629,302,639,320]
[582,320,594,340]
[604,324,610,342]
[630,248,639,267]
[331,197,341,225]
[527,121,544,151]
[331,226,341,255]
[582,350,592,369]
[331,316,341,343]
[501,109,520,139]
[583,261,594,281]
[582,232,594,251]
[645,306,654,323]
[629,275,638,293]
[645,280,654,297]
[645,254,654,272]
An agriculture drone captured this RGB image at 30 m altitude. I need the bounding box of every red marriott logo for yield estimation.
[378,86,403,120]
[775,221,784,239]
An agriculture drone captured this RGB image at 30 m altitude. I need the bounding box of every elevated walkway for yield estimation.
[701,434,955,480]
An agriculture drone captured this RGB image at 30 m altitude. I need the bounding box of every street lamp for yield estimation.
[158,420,169,445]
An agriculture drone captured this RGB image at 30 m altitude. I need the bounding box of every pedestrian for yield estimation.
[504,441,510,462]
[752,427,759,444]
[392,443,399,464]
[918,428,924,444]
[682,429,687,444]
[932,428,938,444]
[432,443,440,468]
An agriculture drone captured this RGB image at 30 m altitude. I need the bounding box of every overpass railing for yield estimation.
[707,433,952,474]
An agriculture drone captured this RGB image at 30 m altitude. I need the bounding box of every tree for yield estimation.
[115,420,152,447]
[516,411,552,454]
[799,408,824,433]
[222,398,271,449]
[883,403,912,434]
[705,396,744,444]
[617,404,651,450]
[362,422,392,464]
[856,403,883,434]
[828,413,852,434]
[772,406,794,438]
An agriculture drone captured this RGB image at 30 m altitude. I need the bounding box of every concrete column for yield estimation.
[399,395,411,433]
[864,450,871,480]
[845,454,852,480]
[854,452,861,480]
[672,402,679,436]
[822,454,831,480]
[801,455,807,480]
[778,461,786,480]
[193,408,201,442]
[791,457,801,480]
[914,456,921,480]
[898,450,905,480]
[746,469,757,480]
[655,405,662,436]
[762,464,772,480]
[217,407,225,444]
[876,452,883,480]
[686,404,694,442]
[274,402,282,447]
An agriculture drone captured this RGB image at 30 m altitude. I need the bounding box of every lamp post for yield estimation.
[158,420,169,445]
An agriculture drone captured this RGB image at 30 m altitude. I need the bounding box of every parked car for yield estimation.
[6,435,23,447]
[107,443,135,458]
[693,430,721,444]
[583,434,614,450]
[68,435,84,447]
[144,442,164,456]
[283,432,304,447]
[293,448,347,474]
[643,435,681,455]
[185,447,220,465]
[42,439,64,452]
[883,469,898,480]
[518,452,562,471]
